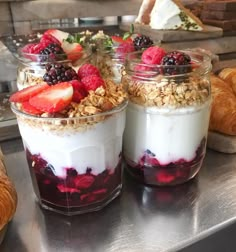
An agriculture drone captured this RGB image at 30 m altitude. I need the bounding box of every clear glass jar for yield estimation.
[12,101,127,215]
[123,50,212,186]
[16,48,92,90]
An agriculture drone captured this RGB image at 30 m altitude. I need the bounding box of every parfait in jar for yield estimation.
[123,46,212,186]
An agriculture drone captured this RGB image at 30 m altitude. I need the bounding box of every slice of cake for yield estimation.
[135,0,205,30]
[148,0,205,31]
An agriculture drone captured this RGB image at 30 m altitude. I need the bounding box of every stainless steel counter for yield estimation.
[0,139,236,252]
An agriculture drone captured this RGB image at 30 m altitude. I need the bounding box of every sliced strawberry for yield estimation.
[29,82,73,113]
[44,29,69,44]
[61,41,83,61]
[21,43,37,54]
[74,175,95,189]
[21,101,43,115]
[111,35,132,44]
[40,33,60,46]
[69,80,88,101]
[10,82,49,103]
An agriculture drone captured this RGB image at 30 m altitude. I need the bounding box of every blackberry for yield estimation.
[161,51,192,75]
[39,43,67,62]
[43,63,78,85]
[133,35,154,51]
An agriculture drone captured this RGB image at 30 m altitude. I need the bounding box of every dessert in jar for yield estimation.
[10,63,127,215]
[16,29,92,91]
[123,46,211,186]
[92,29,154,82]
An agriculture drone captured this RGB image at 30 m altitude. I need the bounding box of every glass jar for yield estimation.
[12,100,127,215]
[123,50,212,186]
[16,48,92,90]
[95,45,130,83]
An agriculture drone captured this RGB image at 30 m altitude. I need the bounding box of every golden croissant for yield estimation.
[219,67,236,96]
[0,149,17,231]
[209,74,236,136]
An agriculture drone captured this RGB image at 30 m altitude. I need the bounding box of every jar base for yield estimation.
[124,158,203,187]
[37,184,122,216]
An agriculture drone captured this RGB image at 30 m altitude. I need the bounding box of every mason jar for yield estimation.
[16,48,92,90]
[123,50,212,186]
[11,99,127,215]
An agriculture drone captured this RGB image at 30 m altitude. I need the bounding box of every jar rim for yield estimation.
[11,99,128,122]
[125,49,212,78]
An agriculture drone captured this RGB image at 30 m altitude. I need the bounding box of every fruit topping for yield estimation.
[9,82,49,103]
[70,80,88,103]
[29,82,73,113]
[77,63,100,79]
[133,35,154,51]
[61,41,83,61]
[40,33,60,46]
[116,42,135,57]
[43,63,78,85]
[39,43,67,62]
[81,75,105,91]
[161,51,192,75]
[141,46,166,65]
[43,29,69,44]
[111,35,133,44]
[21,101,43,115]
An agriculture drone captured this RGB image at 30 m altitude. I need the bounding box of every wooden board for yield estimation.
[119,23,223,42]
[207,131,236,153]
[203,1,236,11]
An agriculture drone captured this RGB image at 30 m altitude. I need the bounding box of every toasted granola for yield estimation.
[124,75,210,108]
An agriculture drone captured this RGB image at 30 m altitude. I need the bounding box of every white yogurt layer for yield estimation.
[18,112,126,177]
[124,100,211,165]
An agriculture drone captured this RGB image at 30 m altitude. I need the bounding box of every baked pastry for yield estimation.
[0,149,17,232]
[135,0,204,31]
[218,68,236,95]
[209,74,236,135]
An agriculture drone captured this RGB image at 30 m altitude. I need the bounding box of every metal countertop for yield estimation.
[0,139,236,252]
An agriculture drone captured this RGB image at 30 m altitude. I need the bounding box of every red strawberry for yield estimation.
[74,175,95,189]
[21,101,43,115]
[116,42,135,56]
[141,46,166,65]
[61,41,83,61]
[111,36,132,44]
[77,64,100,79]
[29,82,73,113]
[21,43,37,54]
[10,82,49,103]
[40,33,60,46]
[43,29,69,44]
[70,80,88,97]
[81,75,104,91]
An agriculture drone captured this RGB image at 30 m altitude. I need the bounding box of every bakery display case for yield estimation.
[1,0,236,251]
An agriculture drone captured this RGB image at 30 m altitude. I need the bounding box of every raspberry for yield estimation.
[70,80,88,102]
[133,35,153,51]
[161,51,192,75]
[81,75,105,91]
[43,63,78,85]
[77,64,100,79]
[141,46,166,65]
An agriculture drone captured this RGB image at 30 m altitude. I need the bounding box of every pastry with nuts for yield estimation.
[123,46,212,186]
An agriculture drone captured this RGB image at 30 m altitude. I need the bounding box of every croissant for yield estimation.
[219,68,236,95]
[0,149,17,232]
[209,74,236,135]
